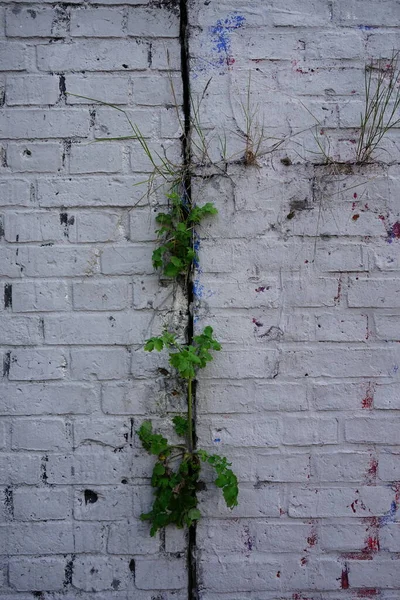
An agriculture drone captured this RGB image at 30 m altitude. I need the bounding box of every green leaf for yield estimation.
[187,508,201,521]
[172,415,188,437]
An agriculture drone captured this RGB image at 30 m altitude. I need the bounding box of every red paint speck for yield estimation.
[365,535,380,552]
[392,221,400,238]
[378,214,385,221]
[366,457,378,484]
[255,286,268,293]
[307,532,318,547]
[356,590,378,598]
[362,382,375,409]
[341,566,349,589]
[226,57,235,66]
[300,556,308,566]
[354,192,358,199]
[352,214,360,221]
[276,571,280,578]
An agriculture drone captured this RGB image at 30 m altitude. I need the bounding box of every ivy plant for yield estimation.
[138,326,239,536]
[152,190,217,278]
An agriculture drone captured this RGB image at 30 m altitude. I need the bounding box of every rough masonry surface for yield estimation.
[1,0,400,598]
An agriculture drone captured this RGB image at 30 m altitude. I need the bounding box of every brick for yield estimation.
[379,452,400,481]
[289,487,394,518]
[0,41,26,71]
[0,383,99,415]
[38,177,144,208]
[74,485,132,521]
[335,0,400,26]
[95,107,159,139]
[197,414,280,448]
[315,312,368,342]
[11,418,70,451]
[127,8,179,37]
[66,74,130,105]
[7,348,68,382]
[315,241,365,272]
[70,142,123,174]
[319,523,368,551]
[348,558,400,588]
[133,74,182,106]
[270,0,331,26]
[37,40,148,72]
[101,244,153,275]
[11,280,70,312]
[349,278,400,308]
[73,417,130,449]
[0,179,31,207]
[197,381,308,413]
[6,6,68,38]
[0,522,74,555]
[311,381,372,411]
[9,557,66,592]
[0,110,89,139]
[46,449,152,484]
[381,524,400,552]
[4,212,67,243]
[345,418,400,444]
[376,315,400,341]
[72,556,130,592]
[70,7,124,37]
[73,280,130,311]
[202,349,279,379]
[74,522,107,554]
[101,380,156,415]
[107,519,160,554]
[21,246,100,277]
[44,313,152,345]
[374,383,400,410]
[199,484,281,518]
[6,75,59,105]
[0,454,41,485]
[71,347,130,380]
[282,416,338,446]
[312,452,371,482]
[7,142,63,172]
[13,488,71,521]
[135,558,186,590]
[281,346,400,378]
[283,276,340,308]
[0,315,41,345]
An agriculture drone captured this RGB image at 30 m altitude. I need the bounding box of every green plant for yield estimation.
[137,326,238,536]
[152,190,217,278]
[356,51,400,164]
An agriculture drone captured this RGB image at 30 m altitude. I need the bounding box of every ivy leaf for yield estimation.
[137,421,169,456]
[198,450,239,509]
[187,508,201,521]
[172,415,188,437]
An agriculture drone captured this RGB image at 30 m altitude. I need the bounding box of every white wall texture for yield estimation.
[1,0,400,598]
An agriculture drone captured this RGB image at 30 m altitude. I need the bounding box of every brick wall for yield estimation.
[1,0,400,597]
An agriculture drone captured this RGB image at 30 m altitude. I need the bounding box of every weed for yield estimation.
[356,51,400,164]
[138,327,238,536]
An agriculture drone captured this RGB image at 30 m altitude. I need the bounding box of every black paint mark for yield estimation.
[0,147,7,167]
[27,9,36,18]
[59,74,66,99]
[3,352,11,377]
[64,555,75,586]
[4,284,12,309]
[129,559,135,574]
[122,64,129,69]
[89,109,96,127]
[84,489,98,504]
[4,486,14,518]
[111,579,121,590]
[0,216,4,239]
[41,455,49,484]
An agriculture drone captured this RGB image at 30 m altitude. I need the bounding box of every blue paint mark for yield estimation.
[394,365,399,374]
[357,25,377,31]
[380,500,397,526]
[213,438,221,443]
[207,13,245,71]
[193,279,205,299]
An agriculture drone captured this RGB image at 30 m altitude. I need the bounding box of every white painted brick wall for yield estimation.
[1,0,400,598]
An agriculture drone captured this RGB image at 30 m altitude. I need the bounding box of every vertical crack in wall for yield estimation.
[179,1,198,599]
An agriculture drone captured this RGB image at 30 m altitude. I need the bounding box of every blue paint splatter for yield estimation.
[379,500,397,526]
[193,279,205,299]
[393,365,399,374]
[213,438,221,443]
[208,13,245,70]
[358,25,378,31]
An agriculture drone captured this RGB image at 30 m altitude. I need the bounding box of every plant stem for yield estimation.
[188,377,193,453]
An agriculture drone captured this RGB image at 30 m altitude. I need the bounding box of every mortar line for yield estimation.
[178,1,198,599]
